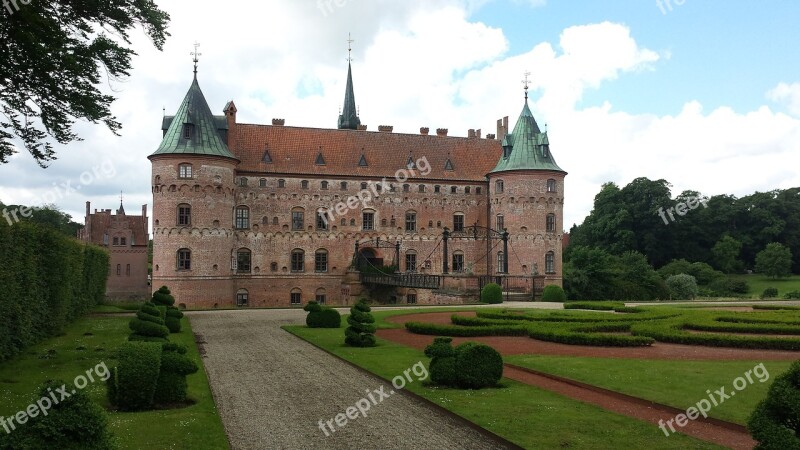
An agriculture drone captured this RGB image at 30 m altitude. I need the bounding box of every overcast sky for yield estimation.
[1,0,799,230]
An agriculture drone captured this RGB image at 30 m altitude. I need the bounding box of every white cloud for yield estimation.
[767,82,800,117]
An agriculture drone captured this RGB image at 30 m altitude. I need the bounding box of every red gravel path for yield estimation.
[376,311,800,449]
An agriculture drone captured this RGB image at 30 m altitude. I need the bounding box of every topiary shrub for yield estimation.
[541,285,567,302]
[152,286,183,333]
[152,286,175,306]
[107,341,162,411]
[424,338,503,389]
[304,301,342,328]
[747,360,800,449]
[345,300,376,347]
[784,291,800,300]
[666,274,699,300]
[480,283,503,304]
[164,308,183,333]
[128,302,170,342]
[761,287,779,299]
[153,343,198,404]
[1,379,114,449]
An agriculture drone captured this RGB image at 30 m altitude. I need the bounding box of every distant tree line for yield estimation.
[1,201,83,237]
[564,178,798,300]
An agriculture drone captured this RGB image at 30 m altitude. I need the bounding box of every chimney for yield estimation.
[85,201,90,218]
[486,133,496,139]
[436,128,448,137]
[496,116,509,141]
[420,127,429,135]
[468,129,475,138]
[272,118,285,126]
[142,204,147,218]
[476,129,481,138]
[378,125,393,132]
[357,124,368,131]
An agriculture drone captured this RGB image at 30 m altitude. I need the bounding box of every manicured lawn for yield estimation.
[0,315,228,449]
[285,315,723,449]
[503,355,790,425]
[730,274,800,298]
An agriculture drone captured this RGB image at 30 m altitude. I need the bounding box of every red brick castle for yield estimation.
[149,59,566,308]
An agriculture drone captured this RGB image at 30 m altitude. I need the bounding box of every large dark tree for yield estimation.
[0,0,170,166]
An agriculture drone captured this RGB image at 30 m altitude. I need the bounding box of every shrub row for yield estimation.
[752,305,800,311]
[0,220,109,362]
[476,310,679,324]
[405,321,528,337]
[564,301,625,311]
[716,316,800,326]
[527,327,655,347]
[683,321,800,335]
[631,322,800,350]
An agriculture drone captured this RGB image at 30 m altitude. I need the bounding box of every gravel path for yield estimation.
[188,309,513,450]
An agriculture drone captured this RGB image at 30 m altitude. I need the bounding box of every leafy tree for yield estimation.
[755,243,793,279]
[666,274,698,300]
[712,235,743,274]
[563,246,616,300]
[0,1,170,166]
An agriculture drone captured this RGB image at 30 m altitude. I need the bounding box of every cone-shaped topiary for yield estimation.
[152,286,175,306]
[128,302,169,342]
[424,338,503,389]
[748,360,800,449]
[1,379,114,449]
[152,286,183,333]
[345,299,376,347]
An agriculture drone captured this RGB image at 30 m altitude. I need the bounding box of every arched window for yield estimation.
[452,251,465,273]
[497,251,506,273]
[290,288,302,305]
[240,177,248,187]
[360,182,368,190]
[177,249,191,270]
[315,288,326,304]
[272,217,279,226]
[545,251,555,274]
[235,206,250,229]
[546,214,556,232]
[178,163,193,179]
[177,204,191,226]
[450,186,457,194]
[418,184,425,193]
[154,175,161,185]
[547,179,557,193]
[405,250,417,272]
[349,218,356,226]
[340,181,348,190]
[495,214,504,232]
[315,249,328,273]
[405,211,416,232]
[236,248,251,273]
[403,184,410,192]
[301,180,309,189]
[236,289,249,307]
[291,207,305,230]
[291,249,305,272]
[495,179,504,194]
[316,210,329,230]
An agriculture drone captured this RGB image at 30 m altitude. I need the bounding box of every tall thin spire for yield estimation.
[338,33,361,130]
[191,42,201,78]
[522,70,531,101]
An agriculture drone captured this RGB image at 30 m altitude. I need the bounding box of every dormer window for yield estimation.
[182,123,194,140]
[542,144,549,158]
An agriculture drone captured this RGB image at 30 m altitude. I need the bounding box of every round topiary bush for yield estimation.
[345,300,376,347]
[541,285,567,302]
[481,283,503,304]
[316,308,342,328]
[454,342,504,389]
[1,379,114,449]
[666,274,699,300]
[748,360,800,449]
[152,286,176,306]
[761,287,779,299]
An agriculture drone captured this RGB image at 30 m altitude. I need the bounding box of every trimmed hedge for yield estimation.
[481,283,503,304]
[541,285,567,302]
[631,322,800,350]
[564,301,624,311]
[527,326,655,347]
[0,379,114,449]
[0,220,108,362]
[406,321,528,336]
[345,300,376,347]
[747,360,800,449]
[424,338,503,389]
[107,341,162,411]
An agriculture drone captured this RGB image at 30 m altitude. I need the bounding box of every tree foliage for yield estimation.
[756,243,793,279]
[0,0,170,165]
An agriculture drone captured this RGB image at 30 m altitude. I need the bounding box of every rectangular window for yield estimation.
[291,252,304,272]
[237,251,251,273]
[237,293,248,307]
[126,264,131,276]
[316,294,326,304]
[465,186,471,194]
[301,180,309,189]
[260,178,267,188]
[547,179,557,193]
[407,293,417,304]
[340,181,347,190]
[434,185,440,193]
[116,264,121,276]
[240,177,248,187]
[235,208,250,229]
[292,211,304,230]
[290,292,302,305]
[405,253,417,272]
[121,237,126,246]
[496,215,504,232]
[178,164,192,179]
[316,211,328,230]
[315,252,328,272]
[178,206,191,226]
[452,254,464,272]
[405,212,416,232]
[178,250,191,270]
[476,187,482,195]
[453,214,464,232]
[546,253,555,274]
[546,215,556,232]
[362,212,374,231]
[451,186,457,194]
[113,237,119,246]
[497,253,506,273]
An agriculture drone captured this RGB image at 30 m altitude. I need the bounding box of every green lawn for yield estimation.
[503,355,789,425]
[731,274,800,298]
[0,315,228,449]
[285,316,723,449]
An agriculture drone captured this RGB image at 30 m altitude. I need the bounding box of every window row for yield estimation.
[235,287,329,307]
[115,264,132,276]
[494,178,557,194]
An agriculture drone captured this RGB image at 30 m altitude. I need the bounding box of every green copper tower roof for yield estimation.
[151,75,237,160]
[337,62,361,130]
[490,99,564,174]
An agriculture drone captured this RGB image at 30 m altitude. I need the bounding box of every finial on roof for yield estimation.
[522,70,531,101]
[347,33,354,63]
[191,42,202,78]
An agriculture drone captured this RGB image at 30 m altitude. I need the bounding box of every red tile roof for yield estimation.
[231,124,502,182]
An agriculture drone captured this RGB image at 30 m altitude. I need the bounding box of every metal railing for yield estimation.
[359,272,442,289]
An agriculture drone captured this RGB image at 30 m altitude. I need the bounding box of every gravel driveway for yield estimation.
[188,309,513,450]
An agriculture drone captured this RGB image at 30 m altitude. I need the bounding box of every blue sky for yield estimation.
[1,0,798,228]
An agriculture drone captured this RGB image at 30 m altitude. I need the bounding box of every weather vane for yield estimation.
[347,33,354,62]
[522,70,531,100]
[191,42,202,75]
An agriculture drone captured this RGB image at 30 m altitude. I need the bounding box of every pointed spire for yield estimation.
[338,34,361,130]
[191,42,201,79]
[118,191,126,215]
